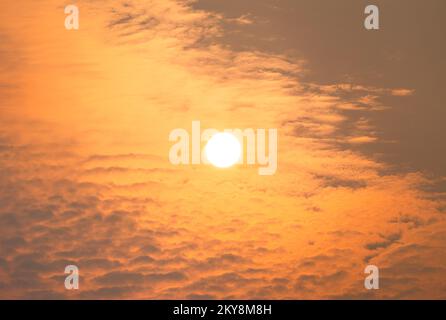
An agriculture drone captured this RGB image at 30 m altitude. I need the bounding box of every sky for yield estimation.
[0,0,445,299]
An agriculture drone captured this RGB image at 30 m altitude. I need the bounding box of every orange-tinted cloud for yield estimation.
[0,0,445,299]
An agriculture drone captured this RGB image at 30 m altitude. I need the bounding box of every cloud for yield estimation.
[0,0,445,299]
[365,232,402,251]
[94,271,145,285]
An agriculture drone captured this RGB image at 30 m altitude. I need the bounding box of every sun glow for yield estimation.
[205,132,241,168]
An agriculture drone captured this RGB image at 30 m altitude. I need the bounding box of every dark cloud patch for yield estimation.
[109,12,143,28]
[328,230,362,237]
[294,270,348,292]
[67,196,100,211]
[1,236,27,251]
[191,253,250,271]
[81,258,123,270]
[314,174,367,189]
[139,244,161,254]
[24,209,54,222]
[145,271,188,283]
[94,271,145,285]
[298,254,334,268]
[80,286,142,299]
[185,272,257,294]
[94,270,187,287]
[0,213,21,228]
[12,254,50,273]
[365,232,402,251]
[21,290,67,300]
[130,255,156,265]
[0,257,8,270]
[388,214,437,229]
[186,293,217,300]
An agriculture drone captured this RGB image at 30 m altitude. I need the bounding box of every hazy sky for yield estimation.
[0,0,445,299]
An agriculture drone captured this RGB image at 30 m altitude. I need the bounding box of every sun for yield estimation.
[205,132,241,168]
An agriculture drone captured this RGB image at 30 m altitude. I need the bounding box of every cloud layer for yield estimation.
[0,0,445,299]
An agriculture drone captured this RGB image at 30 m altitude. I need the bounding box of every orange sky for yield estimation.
[0,0,445,299]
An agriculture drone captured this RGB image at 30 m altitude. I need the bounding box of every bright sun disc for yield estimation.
[205,132,241,168]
